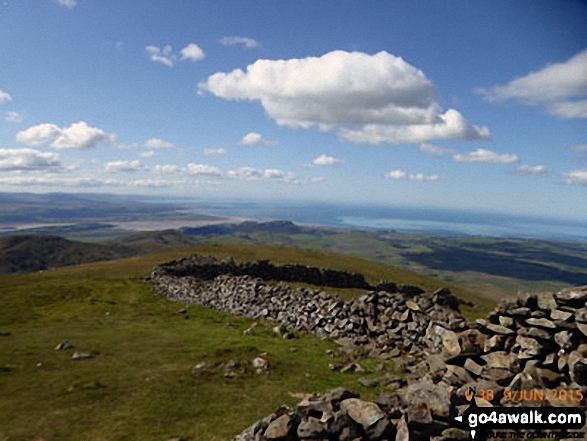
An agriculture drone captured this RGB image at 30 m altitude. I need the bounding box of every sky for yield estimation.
[0,0,586,220]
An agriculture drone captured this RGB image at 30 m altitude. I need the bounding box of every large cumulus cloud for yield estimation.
[199,50,490,144]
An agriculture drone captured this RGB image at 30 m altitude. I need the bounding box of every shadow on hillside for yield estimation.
[404,246,587,284]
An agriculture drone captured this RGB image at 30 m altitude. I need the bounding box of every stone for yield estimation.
[406,300,420,311]
[358,377,379,388]
[55,341,73,350]
[554,286,587,304]
[72,352,93,360]
[526,318,555,329]
[395,415,409,441]
[442,330,461,356]
[264,414,294,440]
[252,357,268,369]
[481,351,519,371]
[517,326,552,340]
[464,358,484,376]
[578,323,587,337]
[515,336,541,359]
[575,308,587,323]
[554,330,574,351]
[296,416,327,439]
[485,323,514,335]
[441,427,470,440]
[498,315,513,327]
[551,309,573,321]
[340,398,385,428]
[484,335,504,353]
[399,382,452,420]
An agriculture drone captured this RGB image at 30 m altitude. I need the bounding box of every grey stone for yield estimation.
[551,309,573,321]
[485,323,514,335]
[72,352,93,360]
[265,414,296,440]
[555,286,587,304]
[340,398,385,428]
[526,318,555,329]
[55,341,73,350]
[554,330,574,351]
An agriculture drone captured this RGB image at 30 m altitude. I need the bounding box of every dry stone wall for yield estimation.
[150,255,587,440]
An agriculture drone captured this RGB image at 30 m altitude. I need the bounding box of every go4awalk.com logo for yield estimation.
[453,401,586,440]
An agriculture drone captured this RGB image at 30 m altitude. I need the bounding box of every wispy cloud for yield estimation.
[515,164,549,175]
[419,142,455,156]
[219,36,259,48]
[5,111,23,123]
[453,148,519,164]
[384,169,440,181]
[145,43,205,67]
[563,169,587,186]
[144,138,174,148]
[57,0,77,8]
[0,90,12,103]
[478,49,587,119]
[203,148,227,156]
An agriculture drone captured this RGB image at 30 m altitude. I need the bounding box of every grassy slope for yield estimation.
[0,244,476,441]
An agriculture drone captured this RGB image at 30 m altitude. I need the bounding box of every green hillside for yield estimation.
[0,235,133,274]
[0,244,486,441]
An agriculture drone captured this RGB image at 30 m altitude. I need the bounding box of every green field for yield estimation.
[0,244,471,441]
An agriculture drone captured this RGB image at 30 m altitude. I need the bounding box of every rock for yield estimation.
[441,427,470,440]
[464,358,484,376]
[395,415,409,441]
[442,330,461,356]
[72,352,93,360]
[484,335,504,352]
[399,382,452,420]
[55,341,73,350]
[481,351,519,371]
[252,357,267,369]
[555,286,587,304]
[515,336,541,359]
[551,309,573,321]
[296,416,327,439]
[265,413,298,440]
[340,398,386,428]
[526,318,555,329]
[577,323,587,337]
[485,323,514,335]
[554,330,574,351]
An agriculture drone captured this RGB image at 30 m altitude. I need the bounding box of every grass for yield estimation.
[0,243,457,441]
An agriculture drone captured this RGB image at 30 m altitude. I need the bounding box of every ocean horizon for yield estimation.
[174,200,587,244]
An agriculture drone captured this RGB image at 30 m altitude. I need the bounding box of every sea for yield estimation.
[177,200,587,244]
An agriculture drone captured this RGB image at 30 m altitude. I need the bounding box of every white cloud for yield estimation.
[57,0,77,8]
[145,45,175,67]
[5,111,23,123]
[180,43,205,62]
[515,164,549,175]
[219,36,259,48]
[200,50,490,144]
[140,150,156,158]
[419,142,454,156]
[186,163,224,176]
[339,109,490,144]
[312,154,343,166]
[144,138,174,148]
[570,144,587,152]
[153,164,181,173]
[203,148,227,156]
[131,179,186,188]
[564,169,587,186]
[0,148,63,172]
[238,132,277,146]
[453,148,519,164]
[227,166,305,184]
[146,43,205,67]
[16,121,114,150]
[384,169,440,181]
[547,99,587,118]
[0,90,12,103]
[479,49,587,119]
[105,160,145,173]
[0,176,120,188]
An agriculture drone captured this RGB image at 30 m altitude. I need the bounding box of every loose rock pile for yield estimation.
[150,256,587,440]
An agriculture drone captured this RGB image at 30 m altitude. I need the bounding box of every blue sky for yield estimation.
[0,0,586,220]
